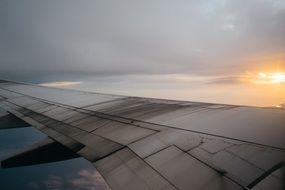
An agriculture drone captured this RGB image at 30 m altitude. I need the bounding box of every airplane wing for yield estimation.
[0,80,284,190]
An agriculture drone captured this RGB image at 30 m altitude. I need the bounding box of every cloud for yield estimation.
[206,76,243,85]
[38,169,110,190]
[0,0,284,82]
[40,81,81,87]
[69,169,111,190]
[220,23,236,31]
[44,175,64,190]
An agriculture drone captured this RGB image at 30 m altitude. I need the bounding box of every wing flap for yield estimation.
[1,137,79,168]
[0,112,30,129]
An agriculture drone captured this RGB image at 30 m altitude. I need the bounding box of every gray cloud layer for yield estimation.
[1,0,285,82]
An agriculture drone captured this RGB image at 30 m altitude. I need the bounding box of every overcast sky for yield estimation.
[1,0,284,80]
[0,0,285,106]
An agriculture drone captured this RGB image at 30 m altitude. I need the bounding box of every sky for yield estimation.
[0,125,109,190]
[0,0,285,106]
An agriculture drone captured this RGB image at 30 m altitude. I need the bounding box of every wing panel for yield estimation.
[4,84,123,107]
[94,147,176,190]
[92,121,157,145]
[145,146,242,190]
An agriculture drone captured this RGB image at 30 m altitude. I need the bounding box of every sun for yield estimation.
[257,71,285,84]
[271,73,285,83]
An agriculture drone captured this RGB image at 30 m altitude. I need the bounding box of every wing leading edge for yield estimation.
[0,80,284,190]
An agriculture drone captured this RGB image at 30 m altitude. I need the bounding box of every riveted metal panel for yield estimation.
[72,116,111,132]
[189,146,264,186]
[4,84,123,107]
[92,122,156,145]
[251,166,284,190]
[156,107,285,149]
[63,112,89,123]
[74,132,123,162]
[146,146,242,190]
[43,107,70,117]
[8,96,38,107]
[26,102,50,111]
[49,110,79,121]
[0,88,22,98]
[50,123,83,136]
[129,129,202,158]
[94,148,176,190]
[226,144,285,171]
[36,105,58,113]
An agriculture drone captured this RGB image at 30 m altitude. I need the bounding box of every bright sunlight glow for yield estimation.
[271,73,285,83]
[257,72,285,84]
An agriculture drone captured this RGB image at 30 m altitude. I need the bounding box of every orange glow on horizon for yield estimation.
[250,71,285,84]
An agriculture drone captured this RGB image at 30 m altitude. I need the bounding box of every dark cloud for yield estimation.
[0,0,285,82]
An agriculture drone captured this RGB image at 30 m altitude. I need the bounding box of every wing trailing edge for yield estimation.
[1,137,79,168]
[0,112,30,129]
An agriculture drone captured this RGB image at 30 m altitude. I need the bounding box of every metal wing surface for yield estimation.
[0,80,284,190]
